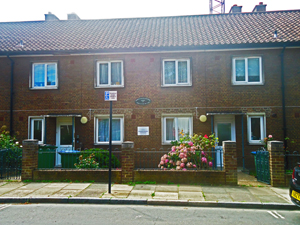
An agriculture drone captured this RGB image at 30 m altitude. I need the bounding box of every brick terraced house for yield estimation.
[0,3,299,169]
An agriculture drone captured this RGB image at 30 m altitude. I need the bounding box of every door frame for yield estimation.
[55,117,74,166]
[214,115,236,146]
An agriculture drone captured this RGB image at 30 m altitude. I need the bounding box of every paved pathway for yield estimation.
[0,172,296,209]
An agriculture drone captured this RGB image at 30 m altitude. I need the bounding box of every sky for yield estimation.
[1,0,300,22]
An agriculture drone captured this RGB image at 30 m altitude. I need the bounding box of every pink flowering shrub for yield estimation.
[158,133,216,170]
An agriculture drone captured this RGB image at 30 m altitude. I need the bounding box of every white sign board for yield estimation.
[105,91,117,101]
[137,126,149,136]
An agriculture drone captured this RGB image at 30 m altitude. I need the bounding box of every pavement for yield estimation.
[0,172,298,210]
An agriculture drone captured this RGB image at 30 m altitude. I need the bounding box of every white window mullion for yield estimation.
[44,64,48,87]
[175,60,178,85]
[108,62,111,86]
[174,117,178,141]
[245,58,248,83]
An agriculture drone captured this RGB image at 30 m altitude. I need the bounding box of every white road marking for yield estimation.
[273,211,285,219]
[0,204,11,211]
[268,211,278,219]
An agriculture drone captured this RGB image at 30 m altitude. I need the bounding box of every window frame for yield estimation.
[162,59,191,87]
[94,114,124,145]
[28,116,45,144]
[31,62,58,89]
[96,60,124,88]
[161,114,193,145]
[247,113,266,145]
[232,56,263,85]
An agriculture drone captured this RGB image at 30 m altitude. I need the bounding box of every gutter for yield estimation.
[7,56,14,135]
[280,46,287,149]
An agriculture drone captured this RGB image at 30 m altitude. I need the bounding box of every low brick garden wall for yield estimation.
[32,170,122,183]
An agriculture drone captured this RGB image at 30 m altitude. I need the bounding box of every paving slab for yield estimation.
[76,189,104,197]
[51,189,84,197]
[255,195,290,203]
[202,186,227,194]
[133,184,156,191]
[247,187,274,195]
[178,185,202,192]
[0,182,7,187]
[19,183,48,190]
[86,183,108,190]
[1,189,35,197]
[204,193,233,202]
[62,183,90,190]
[127,190,153,199]
[178,191,205,201]
[224,187,251,193]
[153,192,178,200]
[111,185,133,192]
[0,182,24,188]
[102,191,130,198]
[270,187,292,203]
[229,193,260,202]
[44,183,69,188]
[155,185,178,192]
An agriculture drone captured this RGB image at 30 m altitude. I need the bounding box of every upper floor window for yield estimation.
[94,115,124,145]
[28,117,44,144]
[247,113,266,145]
[32,63,57,89]
[162,115,192,144]
[232,57,263,85]
[162,59,191,86]
[96,61,123,88]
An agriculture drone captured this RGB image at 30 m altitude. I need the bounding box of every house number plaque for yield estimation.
[135,97,151,105]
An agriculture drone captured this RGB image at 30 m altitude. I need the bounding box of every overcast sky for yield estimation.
[1,0,300,22]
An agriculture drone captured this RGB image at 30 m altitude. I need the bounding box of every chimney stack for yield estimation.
[68,13,81,20]
[252,2,267,12]
[45,12,59,21]
[229,4,242,13]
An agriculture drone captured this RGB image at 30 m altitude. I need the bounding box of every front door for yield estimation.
[214,115,236,167]
[56,117,74,166]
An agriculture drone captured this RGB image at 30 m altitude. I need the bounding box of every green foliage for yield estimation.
[0,125,21,150]
[74,153,99,169]
[80,148,120,168]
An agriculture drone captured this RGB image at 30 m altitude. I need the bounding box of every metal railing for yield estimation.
[135,148,223,171]
[0,148,22,180]
[285,151,300,171]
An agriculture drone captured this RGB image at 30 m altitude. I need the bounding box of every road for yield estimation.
[0,204,299,224]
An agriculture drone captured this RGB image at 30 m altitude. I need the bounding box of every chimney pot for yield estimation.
[67,13,81,20]
[253,2,267,12]
[229,5,242,13]
[45,12,59,21]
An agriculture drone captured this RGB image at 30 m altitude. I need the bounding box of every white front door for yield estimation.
[214,115,236,167]
[56,117,74,166]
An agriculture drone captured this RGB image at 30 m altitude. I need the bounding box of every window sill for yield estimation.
[161,84,192,88]
[95,85,124,89]
[161,142,173,146]
[232,82,264,86]
[30,87,58,90]
[94,142,123,146]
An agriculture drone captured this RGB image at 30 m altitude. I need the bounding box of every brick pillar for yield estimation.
[223,141,237,185]
[21,139,39,181]
[121,141,134,184]
[268,141,285,187]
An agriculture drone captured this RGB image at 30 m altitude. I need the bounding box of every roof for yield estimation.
[0,10,300,55]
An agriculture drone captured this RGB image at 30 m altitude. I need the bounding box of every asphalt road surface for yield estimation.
[0,204,299,224]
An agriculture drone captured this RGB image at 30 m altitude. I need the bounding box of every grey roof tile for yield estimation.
[0,10,300,54]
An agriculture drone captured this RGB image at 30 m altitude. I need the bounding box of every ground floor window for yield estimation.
[95,115,124,145]
[28,117,44,144]
[162,116,192,144]
[247,114,266,144]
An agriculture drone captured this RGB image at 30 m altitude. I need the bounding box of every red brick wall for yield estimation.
[0,48,299,171]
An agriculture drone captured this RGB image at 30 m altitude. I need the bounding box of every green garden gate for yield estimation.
[256,150,270,184]
[0,149,22,180]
